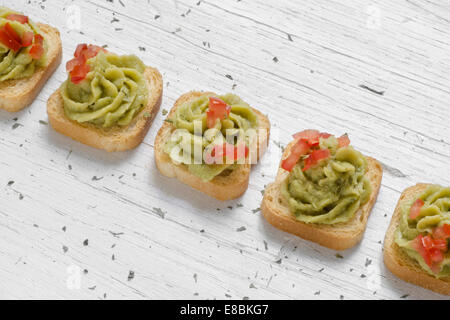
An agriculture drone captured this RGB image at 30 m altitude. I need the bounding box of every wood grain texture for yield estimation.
[0,0,449,300]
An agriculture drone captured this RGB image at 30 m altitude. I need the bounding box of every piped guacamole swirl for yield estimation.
[163,94,258,181]
[282,136,372,224]
[395,185,450,278]
[0,7,47,81]
[61,51,148,128]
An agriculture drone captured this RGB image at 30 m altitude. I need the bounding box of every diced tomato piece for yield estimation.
[319,132,332,139]
[293,129,321,145]
[433,226,447,240]
[66,57,82,73]
[0,23,22,52]
[412,235,432,267]
[66,54,86,72]
[206,97,231,128]
[0,29,20,52]
[205,142,239,164]
[421,235,434,251]
[21,31,33,47]
[34,34,44,46]
[412,232,447,272]
[4,23,22,44]
[205,143,224,164]
[445,224,450,235]
[29,43,43,59]
[281,139,310,172]
[221,142,247,162]
[312,148,331,161]
[82,45,105,59]
[302,148,331,172]
[409,198,424,220]
[6,14,29,24]
[440,224,450,239]
[74,43,88,58]
[68,44,105,84]
[74,44,104,61]
[70,63,90,84]
[206,110,216,128]
[29,34,44,59]
[233,141,249,161]
[293,130,334,146]
[302,154,315,172]
[429,249,444,264]
[432,239,448,252]
[69,44,105,84]
[209,97,228,109]
[293,129,319,140]
[337,134,350,148]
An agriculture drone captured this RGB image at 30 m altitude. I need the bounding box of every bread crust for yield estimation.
[383,183,450,295]
[261,139,383,250]
[154,91,270,201]
[47,65,163,152]
[0,23,62,112]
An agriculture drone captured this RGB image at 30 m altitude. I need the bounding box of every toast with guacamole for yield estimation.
[384,184,450,295]
[262,130,382,250]
[154,91,270,201]
[0,7,61,112]
[47,44,162,152]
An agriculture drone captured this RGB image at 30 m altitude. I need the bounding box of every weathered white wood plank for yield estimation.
[0,0,448,299]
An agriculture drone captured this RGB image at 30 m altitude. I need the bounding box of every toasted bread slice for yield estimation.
[47,66,162,152]
[0,23,62,112]
[261,139,383,250]
[154,91,270,201]
[384,183,450,295]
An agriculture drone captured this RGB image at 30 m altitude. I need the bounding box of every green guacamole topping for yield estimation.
[0,7,47,81]
[395,185,450,278]
[163,94,258,181]
[61,51,148,128]
[281,136,372,224]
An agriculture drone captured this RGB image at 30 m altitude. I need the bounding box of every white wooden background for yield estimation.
[0,0,449,300]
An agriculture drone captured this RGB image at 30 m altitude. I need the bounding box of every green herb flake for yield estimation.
[251,207,261,213]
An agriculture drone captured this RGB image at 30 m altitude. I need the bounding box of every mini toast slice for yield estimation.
[262,139,383,251]
[0,23,62,112]
[47,66,163,152]
[384,183,450,295]
[154,91,270,201]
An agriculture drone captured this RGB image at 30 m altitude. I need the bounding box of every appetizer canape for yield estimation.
[0,6,61,112]
[47,44,162,151]
[154,92,270,200]
[384,184,450,295]
[262,130,382,250]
